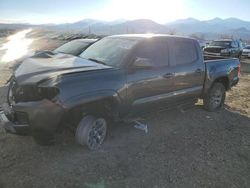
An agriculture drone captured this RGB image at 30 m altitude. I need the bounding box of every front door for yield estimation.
[126,38,175,113]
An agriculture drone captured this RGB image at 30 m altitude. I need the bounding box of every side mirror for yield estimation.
[132,57,153,69]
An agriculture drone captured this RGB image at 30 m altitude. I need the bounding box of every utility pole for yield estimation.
[88,26,91,35]
[110,26,112,35]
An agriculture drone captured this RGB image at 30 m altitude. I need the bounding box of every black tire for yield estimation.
[33,131,55,146]
[75,115,107,150]
[203,82,226,112]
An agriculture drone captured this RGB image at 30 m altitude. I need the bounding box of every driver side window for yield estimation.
[133,39,169,67]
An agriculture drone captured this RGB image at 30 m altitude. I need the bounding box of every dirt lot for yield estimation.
[0,39,250,187]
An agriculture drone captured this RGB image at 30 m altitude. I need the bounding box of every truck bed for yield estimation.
[204,54,236,61]
[203,55,240,94]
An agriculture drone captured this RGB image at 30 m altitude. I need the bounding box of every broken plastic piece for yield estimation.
[134,120,148,133]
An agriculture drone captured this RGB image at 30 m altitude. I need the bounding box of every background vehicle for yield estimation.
[11,38,98,70]
[53,39,98,56]
[203,39,242,58]
[242,45,250,58]
[0,34,240,150]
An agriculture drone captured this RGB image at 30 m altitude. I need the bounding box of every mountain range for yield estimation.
[46,17,250,40]
[1,17,250,40]
[166,17,250,39]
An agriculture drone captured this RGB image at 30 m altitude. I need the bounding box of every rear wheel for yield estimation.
[75,115,107,150]
[203,82,226,112]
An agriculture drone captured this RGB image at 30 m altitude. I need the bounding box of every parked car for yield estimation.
[53,38,98,56]
[0,34,240,150]
[12,39,98,70]
[203,39,242,58]
[242,45,250,58]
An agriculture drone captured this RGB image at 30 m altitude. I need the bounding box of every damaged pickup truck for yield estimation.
[0,34,240,150]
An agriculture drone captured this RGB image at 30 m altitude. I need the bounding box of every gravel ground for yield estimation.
[0,36,250,187]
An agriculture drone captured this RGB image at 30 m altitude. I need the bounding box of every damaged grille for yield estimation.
[204,48,224,53]
[8,77,59,104]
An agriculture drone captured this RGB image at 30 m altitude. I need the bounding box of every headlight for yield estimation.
[7,76,60,103]
[221,49,229,53]
[37,77,61,100]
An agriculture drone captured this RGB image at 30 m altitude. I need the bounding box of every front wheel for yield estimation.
[203,82,226,112]
[75,115,107,150]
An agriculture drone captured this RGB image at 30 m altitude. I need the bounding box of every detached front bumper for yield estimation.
[0,100,64,136]
[0,110,30,135]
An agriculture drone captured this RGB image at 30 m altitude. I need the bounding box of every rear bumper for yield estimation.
[0,100,64,136]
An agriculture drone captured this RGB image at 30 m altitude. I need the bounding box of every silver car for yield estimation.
[242,45,250,58]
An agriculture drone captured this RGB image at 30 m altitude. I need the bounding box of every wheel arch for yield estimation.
[62,91,122,126]
[212,76,229,91]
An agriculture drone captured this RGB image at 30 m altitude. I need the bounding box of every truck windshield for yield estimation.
[80,37,139,67]
[209,41,232,47]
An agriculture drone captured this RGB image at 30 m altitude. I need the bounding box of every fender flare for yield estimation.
[203,74,230,96]
[62,90,122,110]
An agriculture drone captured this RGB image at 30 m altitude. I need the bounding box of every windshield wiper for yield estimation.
[88,58,106,65]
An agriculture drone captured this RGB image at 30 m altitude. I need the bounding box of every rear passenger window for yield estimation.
[134,39,169,67]
[174,39,198,65]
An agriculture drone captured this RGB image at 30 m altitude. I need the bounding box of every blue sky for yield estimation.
[0,0,249,24]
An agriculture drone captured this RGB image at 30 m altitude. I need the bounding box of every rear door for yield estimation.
[169,38,205,100]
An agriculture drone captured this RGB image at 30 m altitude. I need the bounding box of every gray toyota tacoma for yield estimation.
[0,34,240,150]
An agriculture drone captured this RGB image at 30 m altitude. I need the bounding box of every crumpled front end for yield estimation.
[0,78,64,135]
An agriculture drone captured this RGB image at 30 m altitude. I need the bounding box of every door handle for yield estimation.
[195,69,202,73]
[163,73,175,78]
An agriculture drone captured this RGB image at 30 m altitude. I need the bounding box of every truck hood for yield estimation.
[14,53,112,84]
